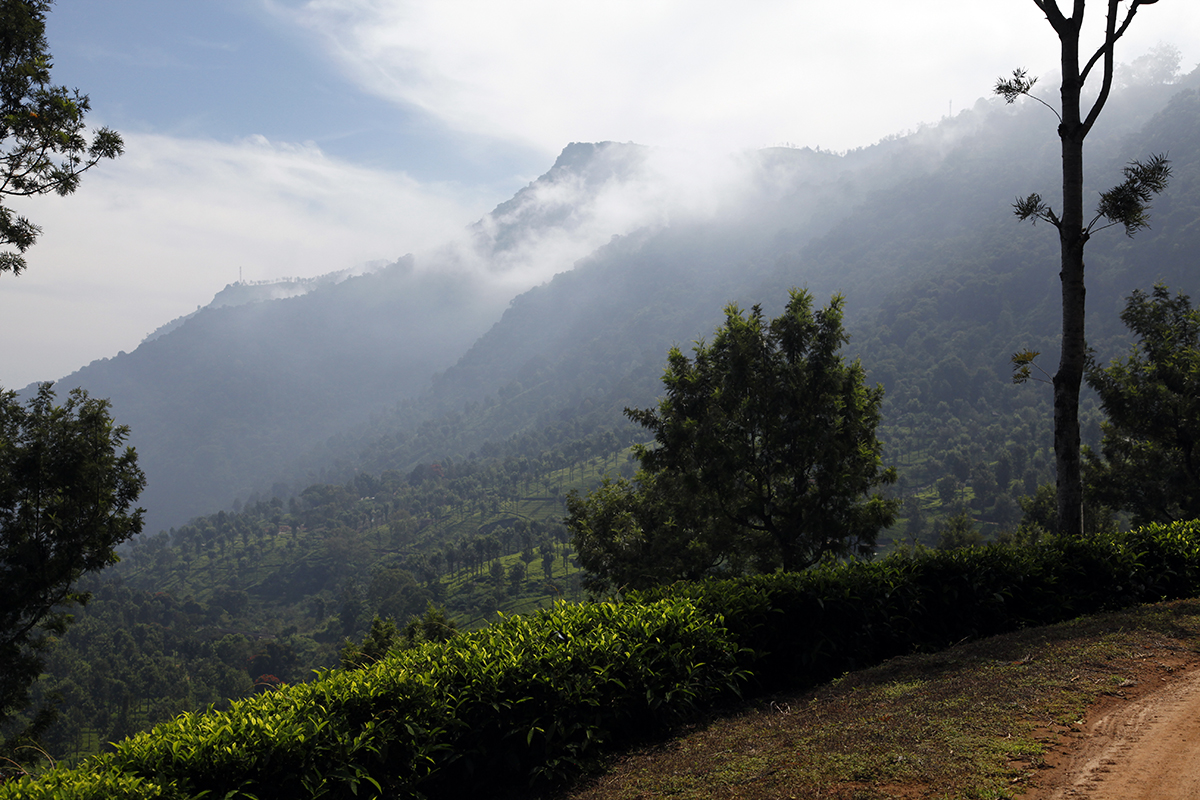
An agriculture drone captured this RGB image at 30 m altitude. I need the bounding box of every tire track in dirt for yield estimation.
[1036,666,1200,799]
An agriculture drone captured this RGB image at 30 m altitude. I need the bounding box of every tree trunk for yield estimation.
[1053,10,1088,538]
[1054,224,1086,538]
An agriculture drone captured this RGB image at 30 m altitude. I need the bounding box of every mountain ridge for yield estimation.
[21,59,1200,535]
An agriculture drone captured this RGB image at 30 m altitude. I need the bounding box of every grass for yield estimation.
[540,598,1200,800]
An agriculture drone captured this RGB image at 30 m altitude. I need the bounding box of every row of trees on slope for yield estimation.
[13,439,613,765]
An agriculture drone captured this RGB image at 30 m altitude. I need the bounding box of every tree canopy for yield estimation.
[569,290,898,592]
[0,0,123,276]
[1085,284,1200,525]
[0,384,144,749]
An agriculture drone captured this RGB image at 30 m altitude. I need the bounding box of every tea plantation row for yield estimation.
[6,520,1200,800]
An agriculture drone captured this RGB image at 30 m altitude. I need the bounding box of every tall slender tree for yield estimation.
[997,0,1170,536]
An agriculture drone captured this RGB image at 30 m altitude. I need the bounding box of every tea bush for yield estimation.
[6,521,1199,799]
[636,520,1200,689]
[1,599,744,799]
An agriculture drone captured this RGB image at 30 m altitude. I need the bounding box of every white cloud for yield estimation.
[8,0,1197,390]
[274,0,1200,158]
[0,131,488,388]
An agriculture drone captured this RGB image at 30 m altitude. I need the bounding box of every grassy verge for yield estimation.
[550,598,1200,800]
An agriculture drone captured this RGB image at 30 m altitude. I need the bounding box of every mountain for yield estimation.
[17,52,1200,767]
[27,141,689,533]
[327,63,1200,501]
[32,55,1200,536]
[38,258,505,532]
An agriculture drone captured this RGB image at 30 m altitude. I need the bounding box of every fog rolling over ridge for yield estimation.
[35,56,1200,536]
[44,138,852,534]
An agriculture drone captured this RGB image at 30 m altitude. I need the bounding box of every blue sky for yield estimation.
[44,0,543,187]
[3,0,1198,388]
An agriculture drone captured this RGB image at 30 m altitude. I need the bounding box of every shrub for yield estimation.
[3,599,744,800]
[634,520,1200,689]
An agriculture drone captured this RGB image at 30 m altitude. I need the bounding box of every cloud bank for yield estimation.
[0,132,486,388]
[274,0,1200,159]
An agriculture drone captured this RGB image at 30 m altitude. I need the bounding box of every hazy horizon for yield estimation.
[2,0,1198,388]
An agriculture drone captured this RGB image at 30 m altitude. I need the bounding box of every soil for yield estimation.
[1026,652,1200,799]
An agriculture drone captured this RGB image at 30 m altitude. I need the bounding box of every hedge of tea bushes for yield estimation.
[6,520,1200,800]
[1,598,746,800]
[635,520,1200,690]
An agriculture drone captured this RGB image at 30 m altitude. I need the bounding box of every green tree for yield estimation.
[901,495,927,546]
[934,511,983,551]
[0,0,123,275]
[489,559,506,590]
[338,616,399,669]
[507,560,526,592]
[1085,284,1200,524]
[569,290,898,592]
[997,0,1169,536]
[401,602,458,645]
[0,384,144,750]
[1005,482,1117,545]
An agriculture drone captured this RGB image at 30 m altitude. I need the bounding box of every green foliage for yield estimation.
[18,431,618,766]
[0,384,144,754]
[10,521,1200,799]
[1007,150,1171,239]
[341,605,460,669]
[0,764,187,800]
[1006,482,1117,544]
[1094,153,1172,237]
[1086,284,1200,524]
[935,510,984,550]
[0,0,123,275]
[636,519,1200,691]
[401,603,458,646]
[572,289,898,591]
[20,579,327,767]
[994,67,1041,106]
[340,617,401,669]
[1010,348,1050,385]
[3,599,745,800]
[567,473,734,593]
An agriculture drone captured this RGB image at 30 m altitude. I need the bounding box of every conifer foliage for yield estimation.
[1086,284,1200,524]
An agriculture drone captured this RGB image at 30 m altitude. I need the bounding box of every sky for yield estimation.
[2,0,1198,388]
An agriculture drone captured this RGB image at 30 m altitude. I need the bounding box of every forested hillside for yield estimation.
[18,424,637,762]
[316,59,1200,532]
[25,56,1197,541]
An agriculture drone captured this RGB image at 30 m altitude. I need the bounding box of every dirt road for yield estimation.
[1030,664,1200,799]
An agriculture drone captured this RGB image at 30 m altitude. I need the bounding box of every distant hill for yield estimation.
[29,141,677,533]
[32,57,1200,535]
[38,257,506,532]
[329,64,1200,508]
